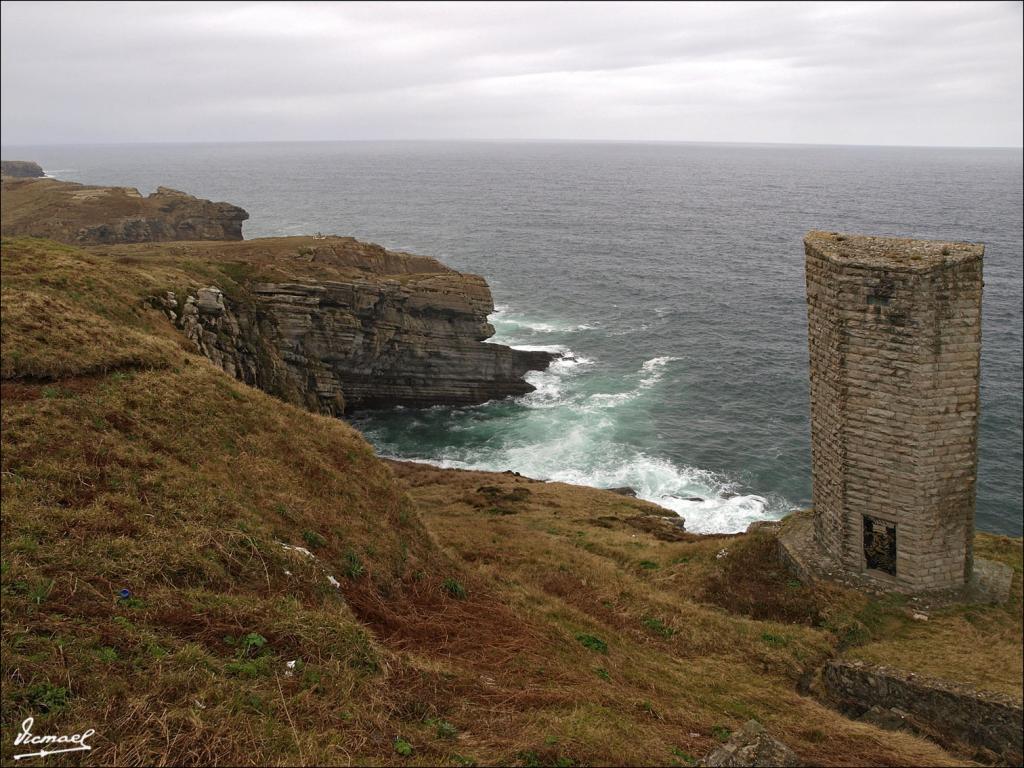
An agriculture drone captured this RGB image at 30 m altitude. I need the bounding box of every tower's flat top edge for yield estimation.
[805,230,984,270]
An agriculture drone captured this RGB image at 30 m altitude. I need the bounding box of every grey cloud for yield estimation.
[1,1,1020,146]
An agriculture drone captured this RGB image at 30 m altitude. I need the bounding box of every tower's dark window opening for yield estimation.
[864,516,897,575]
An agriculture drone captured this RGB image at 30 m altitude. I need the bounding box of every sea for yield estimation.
[6,140,1022,535]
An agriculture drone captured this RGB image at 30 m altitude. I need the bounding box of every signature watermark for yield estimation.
[13,717,95,761]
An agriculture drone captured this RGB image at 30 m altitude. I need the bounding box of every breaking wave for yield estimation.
[357,305,792,533]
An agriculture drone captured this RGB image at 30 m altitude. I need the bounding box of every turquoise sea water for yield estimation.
[5,141,1022,534]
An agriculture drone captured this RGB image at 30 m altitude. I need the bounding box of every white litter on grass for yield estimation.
[284,569,292,576]
[285,660,297,676]
[912,612,929,622]
[327,575,341,588]
[716,548,729,560]
[279,543,316,558]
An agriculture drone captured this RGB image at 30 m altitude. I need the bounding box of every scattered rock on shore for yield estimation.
[701,720,801,767]
[607,486,638,497]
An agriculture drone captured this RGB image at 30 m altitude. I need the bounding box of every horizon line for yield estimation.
[2,137,1022,151]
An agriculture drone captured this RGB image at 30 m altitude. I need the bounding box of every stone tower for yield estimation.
[802,231,983,592]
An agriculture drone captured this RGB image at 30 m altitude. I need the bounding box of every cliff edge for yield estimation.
[136,237,555,412]
[1,170,553,411]
[1,175,248,243]
[0,160,45,178]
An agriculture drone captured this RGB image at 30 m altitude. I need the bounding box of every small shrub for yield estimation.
[711,725,732,742]
[576,633,608,653]
[442,577,467,599]
[26,683,69,713]
[827,617,871,649]
[28,578,54,605]
[346,629,380,674]
[343,550,365,579]
[638,560,659,570]
[231,692,267,715]
[760,632,788,647]
[671,747,697,765]
[302,666,323,691]
[302,530,327,549]
[240,632,267,656]
[394,738,413,757]
[642,617,675,638]
[146,642,169,659]
[435,720,458,740]
[594,667,610,681]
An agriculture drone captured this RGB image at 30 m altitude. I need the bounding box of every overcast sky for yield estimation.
[2,1,1021,147]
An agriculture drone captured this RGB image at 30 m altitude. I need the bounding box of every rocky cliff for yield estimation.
[3,170,551,411]
[0,160,44,177]
[129,236,557,413]
[1,176,248,243]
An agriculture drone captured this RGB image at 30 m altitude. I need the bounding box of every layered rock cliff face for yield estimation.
[0,160,45,178]
[4,168,552,412]
[1,176,248,243]
[139,237,554,413]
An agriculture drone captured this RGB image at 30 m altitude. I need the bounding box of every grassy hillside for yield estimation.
[1,236,1019,766]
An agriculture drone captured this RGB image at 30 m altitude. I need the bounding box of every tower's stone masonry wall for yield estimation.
[804,231,983,592]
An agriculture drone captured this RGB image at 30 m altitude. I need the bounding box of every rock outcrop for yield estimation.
[823,659,1023,764]
[150,248,555,413]
[1,177,248,243]
[1,160,45,178]
[701,720,801,767]
[3,170,551,412]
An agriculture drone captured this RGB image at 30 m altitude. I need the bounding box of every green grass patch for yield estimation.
[302,530,327,549]
[642,616,675,638]
[442,577,467,599]
[760,632,788,647]
[575,633,608,654]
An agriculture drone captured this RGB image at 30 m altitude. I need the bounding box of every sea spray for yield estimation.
[356,307,790,533]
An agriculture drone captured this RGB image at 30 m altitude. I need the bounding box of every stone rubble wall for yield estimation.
[823,660,1022,765]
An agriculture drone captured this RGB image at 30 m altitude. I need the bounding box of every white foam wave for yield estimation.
[639,355,680,387]
[509,343,571,354]
[490,306,596,334]
[360,307,785,534]
[582,356,678,410]
[518,348,593,408]
[400,445,783,534]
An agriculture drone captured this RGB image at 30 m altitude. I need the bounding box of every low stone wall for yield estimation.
[823,660,1022,764]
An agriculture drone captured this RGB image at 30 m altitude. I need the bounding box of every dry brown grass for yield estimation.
[386,461,1003,767]
[1,289,175,379]
[846,536,1023,697]
[1,236,1016,766]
